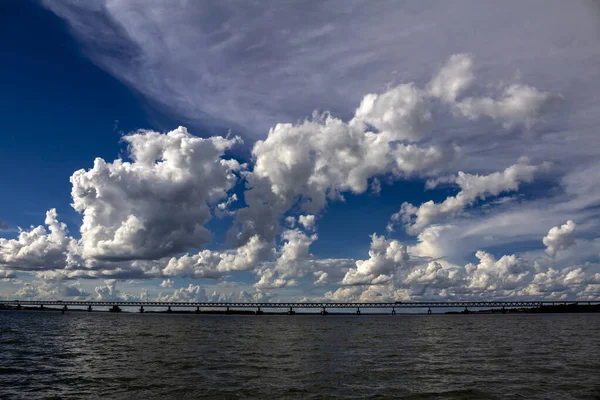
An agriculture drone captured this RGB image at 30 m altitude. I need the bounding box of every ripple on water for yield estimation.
[0,312,599,399]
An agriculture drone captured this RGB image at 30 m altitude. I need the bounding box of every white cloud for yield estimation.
[465,251,533,292]
[313,270,329,287]
[71,126,242,261]
[342,234,409,285]
[394,161,543,234]
[353,83,431,142]
[156,284,208,302]
[254,229,317,289]
[370,178,381,196]
[162,235,274,279]
[428,53,474,103]
[15,280,89,299]
[298,215,316,231]
[44,1,594,140]
[95,279,119,300]
[160,279,174,288]
[232,54,556,247]
[456,84,556,128]
[543,220,576,258]
[405,261,462,288]
[0,209,79,270]
[215,194,238,218]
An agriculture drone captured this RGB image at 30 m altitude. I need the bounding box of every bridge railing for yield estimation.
[2,300,598,309]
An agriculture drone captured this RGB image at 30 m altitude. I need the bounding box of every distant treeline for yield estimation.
[447,303,600,314]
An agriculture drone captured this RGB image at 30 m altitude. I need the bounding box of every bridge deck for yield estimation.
[3,300,599,308]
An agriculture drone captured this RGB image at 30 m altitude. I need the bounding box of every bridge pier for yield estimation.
[139,305,144,313]
[196,306,201,314]
[391,307,396,315]
[87,305,92,312]
[256,306,264,315]
[356,307,361,315]
[287,307,295,315]
[226,306,230,314]
[16,303,21,310]
[167,306,172,313]
[61,305,68,314]
[40,304,44,310]
[464,306,469,314]
[320,306,328,315]
[427,307,432,315]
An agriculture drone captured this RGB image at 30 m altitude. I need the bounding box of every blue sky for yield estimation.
[1,1,600,302]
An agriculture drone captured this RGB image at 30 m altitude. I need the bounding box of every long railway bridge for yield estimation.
[3,300,599,315]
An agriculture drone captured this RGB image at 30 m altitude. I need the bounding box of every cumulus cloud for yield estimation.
[95,279,119,300]
[15,280,89,299]
[313,270,329,287]
[254,229,317,289]
[215,194,239,218]
[465,251,533,292]
[298,215,316,231]
[393,161,543,234]
[543,220,576,258]
[456,84,556,128]
[232,54,555,246]
[162,235,274,279]
[428,53,557,129]
[0,209,78,270]
[160,279,174,288]
[342,234,409,285]
[71,126,242,261]
[427,53,475,103]
[405,261,462,288]
[156,284,208,302]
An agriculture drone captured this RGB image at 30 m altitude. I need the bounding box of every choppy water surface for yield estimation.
[1,311,599,399]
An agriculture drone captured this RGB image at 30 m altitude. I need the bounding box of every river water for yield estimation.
[1,311,599,399]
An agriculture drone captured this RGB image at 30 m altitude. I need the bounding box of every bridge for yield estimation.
[2,300,599,315]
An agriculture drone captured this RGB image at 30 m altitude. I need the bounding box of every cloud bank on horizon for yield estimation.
[2,0,600,302]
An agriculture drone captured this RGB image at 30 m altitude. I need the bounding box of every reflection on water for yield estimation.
[1,312,599,399]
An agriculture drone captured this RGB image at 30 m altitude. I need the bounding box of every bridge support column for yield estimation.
[356,307,361,315]
[61,305,68,314]
[256,306,264,315]
[40,304,44,310]
[16,303,21,310]
[464,306,469,314]
[320,306,328,315]
[287,307,295,315]
[167,306,172,313]
[502,306,506,314]
[391,307,396,315]
[428,307,432,315]
[87,305,92,312]
[226,306,230,314]
[139,305,144,313]
[196,306,200,314]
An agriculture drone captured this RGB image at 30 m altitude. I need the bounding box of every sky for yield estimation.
[1,0,600,303]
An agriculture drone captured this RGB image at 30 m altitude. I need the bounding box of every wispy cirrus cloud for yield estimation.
[43,0,600,140]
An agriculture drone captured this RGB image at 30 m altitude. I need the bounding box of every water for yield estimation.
[1,311,599,399]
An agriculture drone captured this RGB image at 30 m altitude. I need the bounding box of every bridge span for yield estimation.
[3,300,599,315]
